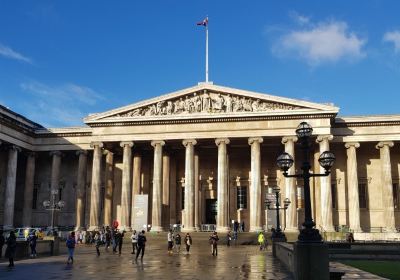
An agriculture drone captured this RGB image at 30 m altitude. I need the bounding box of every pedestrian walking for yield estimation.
[66,232,76,264]
[105,228,111,250]
[226,231,232,247]
[135,230,147,261]
[167,230,174,255]
[5,231,17,267]
[258,232,265,251]
[184,233,192,254]
[118,230,125,255]
[240,221,245,232]
[113,229,121,253]
[131,230,138,254]
[94,232,101,256]
[174,233,181,253]
[209,231,219,256]
[0,230,5,258]
[27,231,37,257]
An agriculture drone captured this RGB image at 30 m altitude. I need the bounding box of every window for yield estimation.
[331,183,337,209]
[32,186,38,209]
[358,183,368,209]
[393,183,400,209]
[237,186,247,209]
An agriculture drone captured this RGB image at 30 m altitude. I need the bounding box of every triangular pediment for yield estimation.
[84,83,339,124]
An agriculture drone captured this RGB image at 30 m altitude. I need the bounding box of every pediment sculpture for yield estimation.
[117,92,303,118]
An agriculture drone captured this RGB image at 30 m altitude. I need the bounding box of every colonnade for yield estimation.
[0,138,398,233]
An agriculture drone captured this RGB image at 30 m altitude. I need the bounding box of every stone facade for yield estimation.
[1,83,400,237]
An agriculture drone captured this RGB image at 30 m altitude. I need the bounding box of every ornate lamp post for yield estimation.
[265,185,291,240]
[43,189,65,236]
[276,122,335,242]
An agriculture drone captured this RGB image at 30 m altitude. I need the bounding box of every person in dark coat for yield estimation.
[184,233,192,254]
[209,231,219,256]
[118,230,125,255]
[27,231,37,258]
[5,231,17,267]
[0,230,5,258]
[135,230,147,261]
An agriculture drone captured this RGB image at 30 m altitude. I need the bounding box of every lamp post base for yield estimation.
[298,227,322,243]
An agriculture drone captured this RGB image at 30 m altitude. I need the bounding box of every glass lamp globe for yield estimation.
[272,185,280,193]
[318,151,336,171]
[57,200,65,208]
[295,122,313,138]
[284,198,291,208]
[43,200,51,208]
[277,152,294,172]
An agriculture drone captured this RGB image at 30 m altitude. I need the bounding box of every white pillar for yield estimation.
[182,139,197,232]
[376,141,396,232]
[162,152,170,229]
[316,135,335,232]
[345,142,362,232]
[3,145,20,230]
[22,152,36,227]
[131,152,141,227]
[75,150,88,231]
[248,137,263,232]
[216,138,230,232]
[89,142,103,231]
[49,151,62,227]
[194,153,200,230]
[282,136,298,231]
[151,140,165,232]
[104,150,114,227]
[120,141,134,231]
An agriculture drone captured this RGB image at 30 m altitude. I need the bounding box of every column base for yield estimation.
[284,227,300,232]
[351,227,363,233]
[121,226,132,232]
[88,225,100,231]
[384,227,397,233]
[74,226,86,232]
[150,226,164,232]
[249,226,263,232]
[323,226,335,232]
[181,226,196,232]
[216,226,230,233]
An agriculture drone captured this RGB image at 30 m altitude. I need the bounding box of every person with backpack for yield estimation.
[66,232,76,264]
[27,231,37,258]
[0,230,5,258]
[135,230,147,261]
[5,231,17,267]
[174,233,181,253]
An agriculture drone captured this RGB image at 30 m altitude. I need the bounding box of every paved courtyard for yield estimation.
[0,241,389,280]
[0,242,293,280]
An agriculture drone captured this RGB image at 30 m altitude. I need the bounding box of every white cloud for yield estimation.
[289,11,310,26]
[273,20,366,65]
[383,31,400,53]
[20,81,105,127]
[0,43,32,63]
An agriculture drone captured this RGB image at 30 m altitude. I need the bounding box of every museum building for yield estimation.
[1,83,399,239]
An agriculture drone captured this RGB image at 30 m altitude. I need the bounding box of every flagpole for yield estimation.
[206,18,209,83]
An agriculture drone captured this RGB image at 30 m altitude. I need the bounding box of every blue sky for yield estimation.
[1,1,400,127]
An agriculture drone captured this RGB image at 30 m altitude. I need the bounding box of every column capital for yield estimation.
[182,139,197,147]
[151,140,165,147]
[248,137,263,145]
[215,138,230,146]
[8,145,21,152]
[316,135,333,143]
[120,141,134,148]
[282,136,298,145]
[49,150,62,157]
[76,150,88,156]
[90,141,104,148]
[26,151,37,158]
[376,141,394,149]
[345,142,360,149]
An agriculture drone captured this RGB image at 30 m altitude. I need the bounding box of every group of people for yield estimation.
[166,230,192,255]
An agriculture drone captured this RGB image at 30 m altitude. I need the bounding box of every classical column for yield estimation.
[89,142,103,231]
[131,152,142,227]
[22,152,36,227]
[316,135,335,232]
[182,139,197,232]
[169,155,177,225]
[376,141,396,232]
[248,137,263,232]
[150,140,165,232]
[345,142,362,232]
[162,152,170,229]
[194,153,200,230]
[75,150,88,231]
[120,141,134,231]
[104,150,114,227]
[50,151,62,190]
[3,145,20,230]
[216,138,230,232]
[282,136,298,231]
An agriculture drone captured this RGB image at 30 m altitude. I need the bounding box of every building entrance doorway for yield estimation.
[205,199,217,224]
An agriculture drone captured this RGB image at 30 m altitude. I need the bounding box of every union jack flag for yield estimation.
[196,17,208,27]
